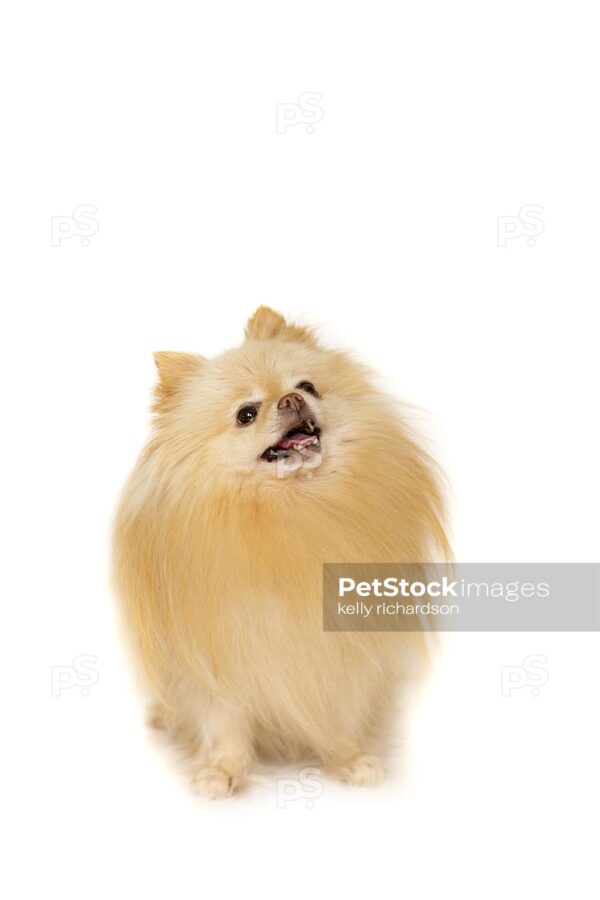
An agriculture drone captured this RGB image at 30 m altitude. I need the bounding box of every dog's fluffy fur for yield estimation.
[113,307,449,797]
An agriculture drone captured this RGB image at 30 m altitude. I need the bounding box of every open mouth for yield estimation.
[261,418,321,462]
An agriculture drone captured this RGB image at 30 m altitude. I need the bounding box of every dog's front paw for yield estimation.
[190,767,246,800]
[336,754,385,787]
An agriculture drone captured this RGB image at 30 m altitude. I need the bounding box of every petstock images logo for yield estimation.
[322,563,600,632]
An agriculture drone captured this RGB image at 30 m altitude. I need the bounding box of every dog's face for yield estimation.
[152,307,375,483]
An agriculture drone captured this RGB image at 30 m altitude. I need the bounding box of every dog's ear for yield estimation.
[244,306,316,345]
[153,352,205,409]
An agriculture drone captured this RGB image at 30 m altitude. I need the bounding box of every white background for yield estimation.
[1,1,599,898]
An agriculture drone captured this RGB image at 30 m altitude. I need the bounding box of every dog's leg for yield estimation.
[334,752,385,786]
[189,695,253,799]
[320,732,386,787]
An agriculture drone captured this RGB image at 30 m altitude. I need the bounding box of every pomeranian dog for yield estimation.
[113,307,449,798]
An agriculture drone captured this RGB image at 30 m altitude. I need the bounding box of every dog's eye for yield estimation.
[295,381,319,398]
[237,404,259,425]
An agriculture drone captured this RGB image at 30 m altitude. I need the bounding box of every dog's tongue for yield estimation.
[277,432,318,450]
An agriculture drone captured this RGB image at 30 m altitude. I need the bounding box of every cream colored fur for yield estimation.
[113,307,449,797]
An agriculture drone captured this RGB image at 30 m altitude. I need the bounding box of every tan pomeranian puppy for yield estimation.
[113,307,449,798]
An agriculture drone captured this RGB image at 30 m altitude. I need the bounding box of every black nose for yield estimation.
[278,392,305,413]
